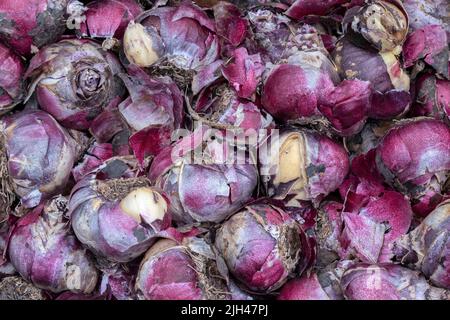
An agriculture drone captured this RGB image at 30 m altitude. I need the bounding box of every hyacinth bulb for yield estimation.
[149,127,258,224]
[136,236,231,300]
[123,2,219,71]
[1,110,77,208]
[343,0,409,52]
[376,118,450,216]
[259,22,340,121]
[0,43,25,115]
[118,66,184,163]
[259,129,349,203]
[25,39,125,130]
[8,197,98,293]
[252,16,370,135]
[334,37,411,119]
[341,264,449,300]
[262,66,371,136]
[393,200,450,289]
[79,0,143,40]
[261,64,335,120]
[0,0,69,56]
[215,202,307,293]
[69,157,172,262]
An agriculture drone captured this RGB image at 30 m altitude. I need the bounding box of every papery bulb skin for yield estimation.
[99,264,136,300]
[338,149,386,203]
[318,79,371,136]
[334,37,411,119]
[79,0,143,40]
[402,25,449,79]
[278,273,331,300]
[221,47,263,99]
[1,110,77,208]
[68,157,172,262]
[213,1,247,48]
[72,143,114,183]
[317,153,412,264]
[215,203,304,293]
[343,0,409,52]
[0,0,69,56]
[376,118,450,216]
[25,39,125,131]
[8,197,99,293]
[402,0,450,34]
[149,128,258,224]
[0,43,25,115]
[340,191,413,263]
[285,0,349,20]
[341,264,449,300]
[278,260,351,300]
[0,276,45,300]
[409,73,450,121]
[123,2,219,71]
[193,84,273,133]
[89,98,128,145]
[136,236,231,300]
[261,64,335,121]
[393,200,450,289]
[259,129,349,203]
[118,66,184,163]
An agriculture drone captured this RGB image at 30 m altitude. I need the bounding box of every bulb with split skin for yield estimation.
[69,157,172,263]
